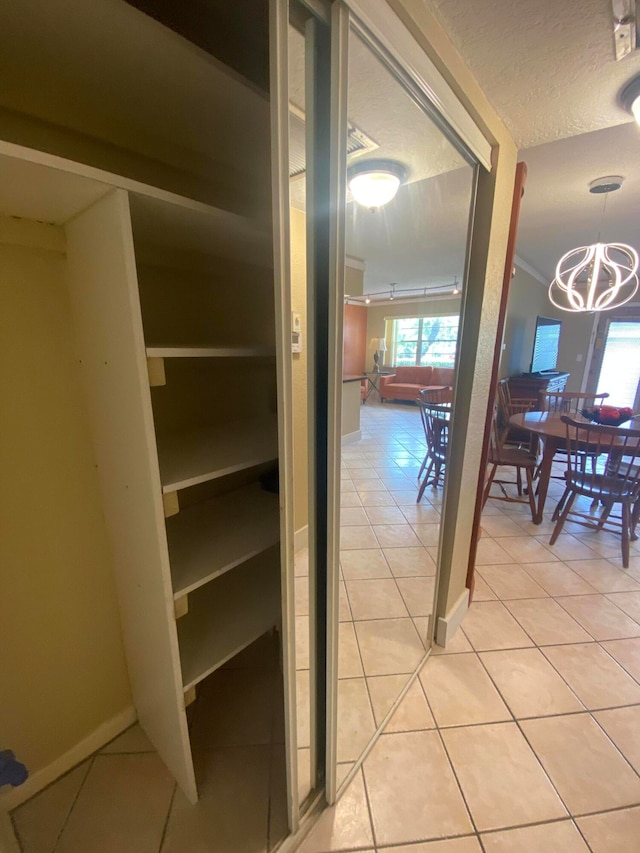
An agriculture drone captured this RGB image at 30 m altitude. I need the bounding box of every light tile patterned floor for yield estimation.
[298,401,640,852]
[12,633,288,853]
[13,400,640,851]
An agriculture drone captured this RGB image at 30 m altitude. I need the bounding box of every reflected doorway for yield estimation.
[594,317,640,410]
[334,21,477,786]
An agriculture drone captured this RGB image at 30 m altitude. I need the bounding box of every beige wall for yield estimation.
[0,230,131,779]
[501,267,551,377]
[557,313,597,392]
[501,266,596,390]
[345,263,364,296]
[290,207,309,533]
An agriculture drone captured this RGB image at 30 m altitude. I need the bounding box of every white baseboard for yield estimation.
[294,525,309,552]
[435,587,469,647]
[0,706,136,812]
[341,429,361,445]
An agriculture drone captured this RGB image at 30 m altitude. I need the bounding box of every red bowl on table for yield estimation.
[581,405,635,427]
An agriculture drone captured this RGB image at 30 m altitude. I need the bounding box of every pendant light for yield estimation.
[548,176,639,312]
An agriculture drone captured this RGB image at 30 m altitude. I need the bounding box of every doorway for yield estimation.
[591,315,640,410]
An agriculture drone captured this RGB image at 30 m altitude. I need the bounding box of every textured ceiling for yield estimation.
[429,0,640,148]
[345,166,474,294]
[291,3,640,293]
[289,22,473,294]
[516,121,640,281]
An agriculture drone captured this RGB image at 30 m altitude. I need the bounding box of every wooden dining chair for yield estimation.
[496,378,536,447]
[537,391,611,484]
[416,400,450,502]
[418,386,452,404]
[550,415,640,568]
[482,408,539,520]
[416,387,451,481]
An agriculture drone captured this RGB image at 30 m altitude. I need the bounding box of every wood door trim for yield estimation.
[466,161,527,594]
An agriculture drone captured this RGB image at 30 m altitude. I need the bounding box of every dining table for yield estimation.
[508,410,579,524]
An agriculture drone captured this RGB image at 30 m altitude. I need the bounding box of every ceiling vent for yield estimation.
[289,103,378,180]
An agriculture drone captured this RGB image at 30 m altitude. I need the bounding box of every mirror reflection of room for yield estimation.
[334,24,476,784]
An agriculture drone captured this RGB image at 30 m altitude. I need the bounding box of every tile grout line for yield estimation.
[474,559,640,796]
[156,782,177,853]
[50,754,96,853]
[476,600,640,819]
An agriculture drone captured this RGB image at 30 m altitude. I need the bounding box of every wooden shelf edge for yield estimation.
[181,623,274,694]
[160,453,277,494]
[177,549,280,691]
[146,346,275,358]
[172,542,277,600]
[157,419,278,494]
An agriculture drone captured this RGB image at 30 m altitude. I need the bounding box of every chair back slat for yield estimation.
[417,386,451,404]
[561,415,640,501]
[496,379,536,443]
[543,391,609,415]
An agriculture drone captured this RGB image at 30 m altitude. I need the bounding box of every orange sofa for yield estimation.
[379,365,455,403]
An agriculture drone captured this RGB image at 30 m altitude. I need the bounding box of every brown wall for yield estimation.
[343,303,367,375]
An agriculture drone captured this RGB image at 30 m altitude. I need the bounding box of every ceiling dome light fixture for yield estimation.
[548,176,639,312]
[347,159,407,211]
[620,73,640,125]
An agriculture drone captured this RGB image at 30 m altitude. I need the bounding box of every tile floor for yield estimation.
[297,400,640,852]
[13,400,640,851]
[295,401,439,796]
[11,632,288,853]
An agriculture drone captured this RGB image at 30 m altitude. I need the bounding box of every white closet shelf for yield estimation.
[146,346,275,358]
[167,483,279,598]
[177,548,280,692]
[129,192,272,268]
[157,418,278,493]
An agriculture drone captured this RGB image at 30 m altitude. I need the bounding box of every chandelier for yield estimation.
[548,176,639,313]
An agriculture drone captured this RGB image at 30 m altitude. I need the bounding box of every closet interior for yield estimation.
[0,0,295,837]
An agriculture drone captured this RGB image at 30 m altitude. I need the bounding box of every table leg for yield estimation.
[364,376,378,403]
[534,439,557,524]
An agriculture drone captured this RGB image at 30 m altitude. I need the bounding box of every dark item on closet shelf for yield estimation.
[0,749,28,787]
[259,467,279,494]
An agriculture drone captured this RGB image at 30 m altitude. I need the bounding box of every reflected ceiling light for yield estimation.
[620,73,640,125]
[364,296,371,304]
[548,177,639,312]
[347,159,407,211]
[452,276,460,295]
[389,283,396,301]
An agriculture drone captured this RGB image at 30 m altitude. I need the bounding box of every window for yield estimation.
[389,315,459,367]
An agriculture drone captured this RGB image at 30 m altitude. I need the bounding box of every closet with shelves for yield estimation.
[0,0,295,824]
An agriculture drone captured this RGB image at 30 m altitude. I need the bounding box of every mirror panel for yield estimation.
[334,21,477,782]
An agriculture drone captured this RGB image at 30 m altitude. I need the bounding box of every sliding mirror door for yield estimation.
[287,0,334,818]
[331,12,478,792]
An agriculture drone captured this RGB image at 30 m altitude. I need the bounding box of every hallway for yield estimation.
[298,402,640,853]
